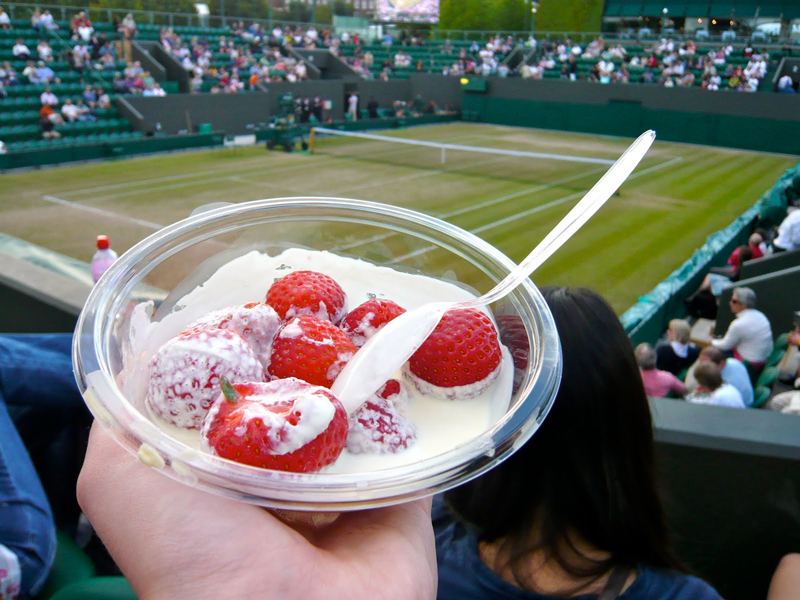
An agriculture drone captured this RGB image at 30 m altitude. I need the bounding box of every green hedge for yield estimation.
[0,132,225,170]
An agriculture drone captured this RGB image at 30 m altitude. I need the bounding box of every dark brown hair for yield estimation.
[445,287,683,594]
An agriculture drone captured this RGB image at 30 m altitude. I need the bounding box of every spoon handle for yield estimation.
[461,130,656,309]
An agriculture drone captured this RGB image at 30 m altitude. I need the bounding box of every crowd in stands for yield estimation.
[638,202,800,414]
[513,36,775,92]
[0,8,150,146]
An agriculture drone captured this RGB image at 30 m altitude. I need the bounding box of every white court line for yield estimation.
[386,156,685,265]
[218,133,492,195]
[60,130,483,198]
[78,133,485,204]
[42,195,163,230]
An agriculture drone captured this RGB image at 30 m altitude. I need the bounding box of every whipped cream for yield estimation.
[124,248,514,474]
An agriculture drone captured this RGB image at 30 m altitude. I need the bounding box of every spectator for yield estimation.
[35,61,55,84]
[39,105,62,139]
[71,11,93,42]
[776,317,800,388]
[0,61,19,86]
[347,92,358,121]
[655,319,700,375]
[12,38,31,61]
[778,74,795,93]
[0,5,10,30]
[118,13,136,62]
[728,233,764,267]
[712,287,773,369]
[367,96,379,119]
[685,245,753,318]
[686,362,745,408]
[636,343,687,398]
[0,139,6,154]
[773,208,800,252]
[22,60,39,84]
[437,287,724,600]
[82,84,97,107]
[685,346,754,407]
[39,10,57,31]
[37,40,53,62]
[74,98,95,121]
[61,98,79,122]
[39,87,58,107]
[31,7,42,30]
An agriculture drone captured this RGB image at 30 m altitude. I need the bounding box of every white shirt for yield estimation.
[712,308,773,363]
[0,140,6,154]
[0,11,10,25]
[687,383,745,409]
[40,91,58,106]
[13,44,30,57]
[774,209,800,251]
[62,103,79,120]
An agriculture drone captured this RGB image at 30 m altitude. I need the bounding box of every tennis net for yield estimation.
[309,126,614,187]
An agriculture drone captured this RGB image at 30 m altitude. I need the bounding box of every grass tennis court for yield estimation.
[0,122,796,312]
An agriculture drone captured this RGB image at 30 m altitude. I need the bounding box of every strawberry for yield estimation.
[405,308,502,400]
[146,328,266,429]
[378,378,402,399]
[346,396,417,455]
[340,299,406,347]
[183,302,282,369]
[266,270,347,324]
[202,377,348,473]
[268,315,358,388]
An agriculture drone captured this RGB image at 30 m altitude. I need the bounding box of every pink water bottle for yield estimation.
[91,235,118,283]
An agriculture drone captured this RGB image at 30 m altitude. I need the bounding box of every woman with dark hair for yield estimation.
[435,287,723,599]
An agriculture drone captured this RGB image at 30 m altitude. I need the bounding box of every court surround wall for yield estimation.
[460,78,800,154]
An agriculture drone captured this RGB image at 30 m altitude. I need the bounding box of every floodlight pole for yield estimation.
[531,1,539,35]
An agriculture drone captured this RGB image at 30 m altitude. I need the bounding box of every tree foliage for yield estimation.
[439,0,602,32]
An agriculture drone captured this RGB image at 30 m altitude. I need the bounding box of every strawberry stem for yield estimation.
[220,376,240,404]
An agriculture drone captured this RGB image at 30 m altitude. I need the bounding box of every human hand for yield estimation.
[78,423,437,600]
[788,332,800,347]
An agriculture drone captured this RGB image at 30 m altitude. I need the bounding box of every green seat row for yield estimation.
[0,107,118,125]
[0,93,119,110]
[3,82,114,98]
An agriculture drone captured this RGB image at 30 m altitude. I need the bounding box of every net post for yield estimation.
[441,147,446,164]
[309,128,316,153]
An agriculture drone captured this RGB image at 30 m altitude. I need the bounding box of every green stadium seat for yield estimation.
[752,386,771,409]
[756,366,779,389]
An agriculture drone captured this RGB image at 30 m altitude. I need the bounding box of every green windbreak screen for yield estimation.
[732,0,758,17]
[662,2,689,16]
[757,1,785,17]
[784,2,800,18]
[605,0,624,16]
[619,1,644,15]
[640,1,666,15]
[708,1,735,16]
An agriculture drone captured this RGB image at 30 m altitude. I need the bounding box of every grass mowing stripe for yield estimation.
[386,157,684,265]
[42,195,163,229]
[334,163,614,254]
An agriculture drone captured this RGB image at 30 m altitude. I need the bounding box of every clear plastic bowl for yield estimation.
[73,198,561,511]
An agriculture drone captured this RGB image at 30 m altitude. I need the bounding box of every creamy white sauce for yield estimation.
[124,248,513,474]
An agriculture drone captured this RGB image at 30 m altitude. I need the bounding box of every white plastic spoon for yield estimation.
[332,130,656,414]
